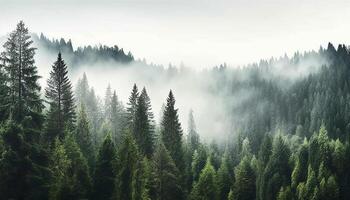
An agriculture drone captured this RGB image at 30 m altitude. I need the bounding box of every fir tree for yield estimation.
[75,104,95,169]
[161,90,184,170]
[190,158,218,200]
[110,90,124,144]
[0,120,50,199]
[93,134,117,200]
[232,156,256,200]
[127,83,139,129]
[2,21,42,124]
[49,138,71,199]
[62,133,92,199]
[133,87,154,158]
[149,142,183,200]
[45,53,76,141]
[104,84,112,119]
[187,109,199,151]
[0,55,10,121]
[217,151,231,200]
[114,132,139,200]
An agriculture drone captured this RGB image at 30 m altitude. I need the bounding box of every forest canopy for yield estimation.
[0,21,350,200]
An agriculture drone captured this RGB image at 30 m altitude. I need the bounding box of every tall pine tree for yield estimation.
[93,134,117,200]
[161,90,184,170]
[133,87,154,158]
[2,21,42,125]
[45,52,76,141]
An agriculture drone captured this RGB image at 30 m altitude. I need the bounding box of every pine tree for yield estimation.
[93,134,117,200]
[75,72,89,107]
[0,120,50,199]
[149,142,183,200]
[114,132,139,200]
[192,145,208,182]
[133,87,154,158]
[217,151,231,200]
[104,84,112,119]
[0,55,10,121]
[127,83,139,129]
[49,138,71,199]
[45,53,76,141]
[2,21,43,124]
[133,157,151,200]
[232,156,256,200]
[191,158,218,200]
[277,186,293,200]
[62,133,92,199]
[75,104,95,169]
[187,109,199,151]
[110,90,124,145]
[257,134,272,200]
[161,90,184,170]
[262,135,291,200]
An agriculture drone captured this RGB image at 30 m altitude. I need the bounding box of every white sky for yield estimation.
[1,0,350,68]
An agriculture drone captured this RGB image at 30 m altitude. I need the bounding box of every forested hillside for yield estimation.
[1,21,350,200]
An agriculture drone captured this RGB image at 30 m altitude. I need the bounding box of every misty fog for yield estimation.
[10,35,328,142]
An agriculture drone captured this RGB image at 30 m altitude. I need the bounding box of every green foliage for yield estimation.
[262,135,291,200]
[75,104,95,169]
[93,134,117,200]
[114,132,139,200]
[190,158,218,200]
[149,142,183,200]
[161,90,184,171]
[2,21,43,125]
[133,87,155,158]
[0,120,50,199]
[62,133,92,199]
[49,138,71,199]
[277,186,293,200]
[232,156,256,200]
[191,145,208,182]
[45,53,76,141]
[217,151,231,200]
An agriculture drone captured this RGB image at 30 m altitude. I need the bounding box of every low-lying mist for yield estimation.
[29,36,331,142]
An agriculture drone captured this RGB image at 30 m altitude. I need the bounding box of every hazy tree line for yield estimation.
[1,21,350,200]
[33,33,134,67]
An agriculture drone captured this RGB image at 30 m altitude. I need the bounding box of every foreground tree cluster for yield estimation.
[1,21,350,200]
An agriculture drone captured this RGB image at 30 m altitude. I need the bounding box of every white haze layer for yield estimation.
[0,32,330,142]
[27,38,329,141]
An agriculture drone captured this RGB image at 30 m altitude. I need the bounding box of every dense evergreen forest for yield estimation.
[1,21,350,200]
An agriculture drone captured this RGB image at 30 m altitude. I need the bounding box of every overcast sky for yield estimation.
[0,0,350,68]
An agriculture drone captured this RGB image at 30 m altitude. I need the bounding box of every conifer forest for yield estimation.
[1,3,350,200]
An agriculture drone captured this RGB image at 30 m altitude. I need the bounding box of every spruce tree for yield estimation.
[2,21,42,124]
[149,142,183,200]
[262,135,291,200]
[62,133,92,199]
[49,138,71,199]
[232,156,256,200]
[75,104,95,169]
[104,84,112,119]
[133,87,154,158]
[192,144,208,182]
[45,52,76,141]
[161,90,184,170]
[93,134,117,200]
[190,158,218,200]
[127,83,139,129]
[114,132,139,200]
[0,120,50,199]
[187,109,199,151]
[110,90,124,144]
[0,56,10,121]
[217,151,231,200]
